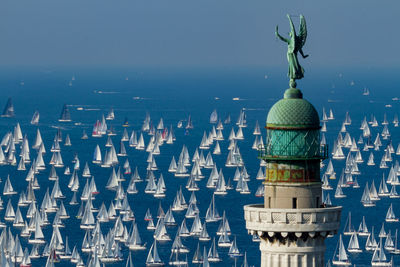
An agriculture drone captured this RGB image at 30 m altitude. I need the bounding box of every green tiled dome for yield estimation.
[267,88,319,128]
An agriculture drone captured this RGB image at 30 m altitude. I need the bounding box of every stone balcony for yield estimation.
[244,204,341,236]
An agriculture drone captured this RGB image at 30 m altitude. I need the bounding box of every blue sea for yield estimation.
[0,66,399,266]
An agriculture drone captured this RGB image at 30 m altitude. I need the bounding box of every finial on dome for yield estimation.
[289,79,297,88]
[284,88,303,99]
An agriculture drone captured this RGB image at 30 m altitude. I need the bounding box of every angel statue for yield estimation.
[276,14,308,88]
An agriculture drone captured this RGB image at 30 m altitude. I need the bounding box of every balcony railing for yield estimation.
[258,144,328,161]
[244,204,341,234]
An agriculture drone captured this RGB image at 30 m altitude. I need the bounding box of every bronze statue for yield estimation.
[276,14,308,88]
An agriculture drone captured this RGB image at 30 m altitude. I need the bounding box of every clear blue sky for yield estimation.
[0,0,398,68]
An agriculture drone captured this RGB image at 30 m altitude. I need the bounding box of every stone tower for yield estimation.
[244,87,341,267]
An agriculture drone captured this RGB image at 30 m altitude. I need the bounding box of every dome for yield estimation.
[266,88,320,128]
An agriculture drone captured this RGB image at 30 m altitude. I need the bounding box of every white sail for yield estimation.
[210,109,218,124]
[136,133,145,150]
[205,195,221,222]
[386,203,398,222]
[208,237,221,262]
[146,240,163,266]
[361,182,375,207]
[357,216,369,236]
[371,238,389,265]
[347,232,362,253]
[332,235,350,265]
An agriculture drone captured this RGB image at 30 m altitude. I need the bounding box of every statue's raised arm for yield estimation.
[275,26,288,43]
[276,14,309,88]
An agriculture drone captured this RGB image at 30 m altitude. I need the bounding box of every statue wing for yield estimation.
[287,14,297,36]
[299,15,307,47]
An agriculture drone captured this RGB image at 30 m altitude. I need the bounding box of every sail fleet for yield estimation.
[0,101,259,266]
[1,89,400,266]
[322,105,400,266]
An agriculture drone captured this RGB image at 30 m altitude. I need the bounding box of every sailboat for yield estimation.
[146,240,164,266]
[214,170,227,195]
[228,236,242,257]
[154,217,171,241]
[221,114,230,124]
[361,182,375,207]
[58,104,72,122]
[171,187,188,211]
[385,230,395,251]
[136,133,146,150]
[366,226,379,251]
[199,132,210,150]
[322,174,332,190]
[370,180,380,201]
[30,110,40,125]
[106,108,115,120]
[217,230,232,247]
[185,115,193,129]
[168,250,187,266]
[236,109,247,128]
[371,238,391,266]
[154,178,166,198]
[347,232,362,253]
[28,212,45,244]
[32,129,43,150]
[127,223,146,250]
[177,219,190,238]
[80,198,96,229]
[175,157,189,177]
[343,212,355,235]
[385,203,399,222]
[92,120,102,137]
[3,175,17,195]
[255,184,264,197]
[205,195,221,222]
[332,142,345,160]
[328,108,334,120]
[189,213,203,236]
[1,97,14,117]
[321,107,328,122]
[208,237,221,262]
[210,109,218,124]
[253,120,261,135]
[332,235,351,266]
[344,111,351,125]
[20,248,31,267]
[59,236,72,259]
[334,181,346,199]
[4,199,16,221]
[64,134,71,146]
[198,222,211,241]
[357,216,370,236]
[191,243,203,264]
[367,152,375,166]
[391,229,400,254]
